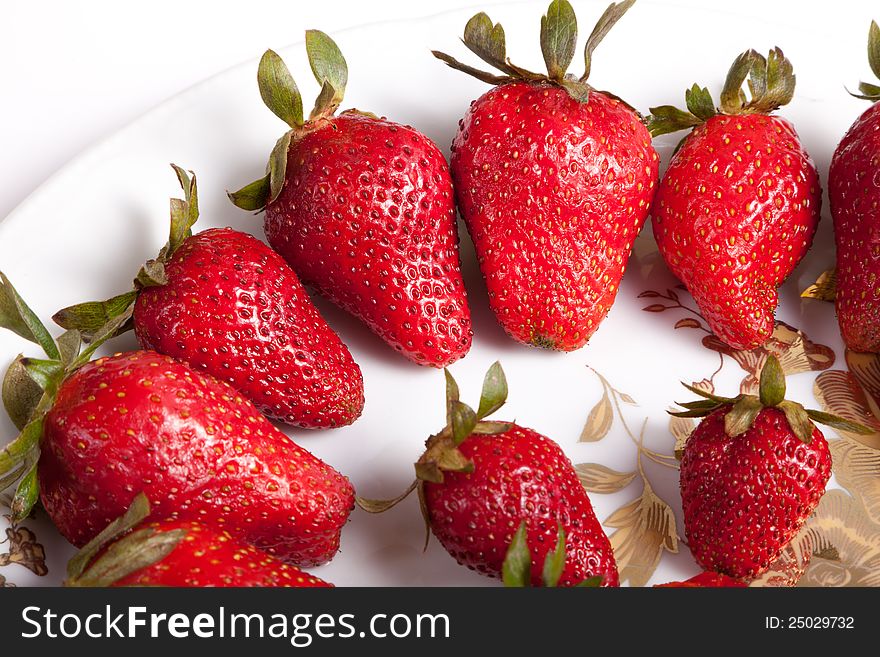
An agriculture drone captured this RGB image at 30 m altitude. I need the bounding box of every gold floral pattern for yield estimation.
[799,491,880,587]
[0,521,47,577]
[577,369,680,587]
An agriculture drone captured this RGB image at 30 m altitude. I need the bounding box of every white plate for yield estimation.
[0,1,874,587]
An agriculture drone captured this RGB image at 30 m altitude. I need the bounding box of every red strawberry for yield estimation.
[229,31,471,367]
[433,0,658,350]
[39,351,354,566]
[361,362,618,587]
[649,49,821,350]
[65,495,331,588]
[54,167,363,429]
[672,355,869,579]
[654,571,746,588]
[830,21,880,352]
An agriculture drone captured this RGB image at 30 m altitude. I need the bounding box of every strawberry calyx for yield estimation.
[848,20,880,102]
[52,165,200,344]
[228,30,351,212]
[355,362,511,546]
[670,355,872,443]
[432,0,636,104]
[65,493,187,587]
[648,48,796,138]
[502,520,602,587]
[0,273,130,521]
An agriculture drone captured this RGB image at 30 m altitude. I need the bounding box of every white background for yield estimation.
[0,0,875,221]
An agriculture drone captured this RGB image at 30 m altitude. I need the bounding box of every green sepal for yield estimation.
[575,575,604,587]
[778,400,814,444]
[804,409,875,437]
[135,260,168,289]
[431,50,511,85]
[19,357,63,392]
[724,395,763,437]
[414,460,444,485]
[0,272,60,360]
[444,368,460,426]
[11,464,39,523]
[685,84,715,120]
[227,175,271,212]
[53,291,138,343]
[268,130,293,205]
[476,361,508,419]
[869,20,880,82]
[542,524,566,587]
[758,355,786,407]
[680,383,735,404]
[67,526,187,588]
[462,12,512,74]
[2,356,43,431]
[849,22,880,102]
[581,0,635,83]
[646,105,703,138]
[541,0,577,81]
[0,415,43,485]
[471,420,513,435]
[436,446,474,474]
[720,47,795,115]
[433,0,634,103]
[305,30,347,116]
[67,493,153,581]
[167,164,199,256]
[257,49,303,129]
[354,480,418,514]
[502,521,531,587]
[56,329,82,366]
[449,400,478,445]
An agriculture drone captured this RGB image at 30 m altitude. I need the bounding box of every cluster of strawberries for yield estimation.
[0,0,877,587]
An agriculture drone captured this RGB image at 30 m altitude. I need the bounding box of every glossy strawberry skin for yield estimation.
[830,101,880,352]
[39,351,355,567]
[133,227,364,429]
[451,82,659,350]
[113,520,331,588]
[423,424,618,587]
[654,571,746,587]
[653,114,821,350]
[265,112,471,368]
[680,407,830,580]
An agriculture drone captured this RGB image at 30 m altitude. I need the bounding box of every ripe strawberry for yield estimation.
[672,355,870,579]
[54,166,363,429]
[654,571,746,588]
[361,362,618,586]
[830,21,880,352]
[649,49,821,350]
[229,31,471,367]
[65,494,331,587]
[433,0,658,350]
[40,351,354,565]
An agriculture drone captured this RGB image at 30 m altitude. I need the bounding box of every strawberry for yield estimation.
[830,21,880,352]
[54,166,364,429]
[433,0,658,350]
[229,31,471,368]
[671,355,870,579]
[0,276,354,566]
[648,49,821,350]
[65,494,331,587]
[654,571,746,588]
[361,362,618,586]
